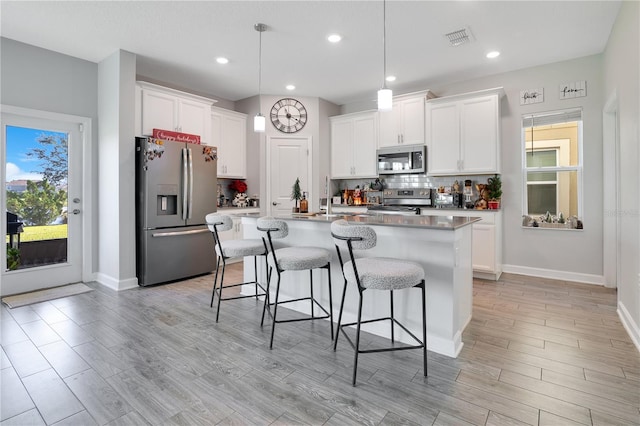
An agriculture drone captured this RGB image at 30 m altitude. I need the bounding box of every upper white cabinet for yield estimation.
[137,81,215,144]
[211,107,247,179]
[331,111,378,179]
[378,94,427,147]
[426,88,503,175]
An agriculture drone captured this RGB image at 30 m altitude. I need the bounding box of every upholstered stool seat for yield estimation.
[206,213,268,322]
[343,258,424,290]
[267,247,331,271]
[257,217,333,349]
[331,219,427,386]
[217,239,266,259]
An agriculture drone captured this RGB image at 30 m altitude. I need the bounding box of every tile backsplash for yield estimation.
[334,174,499,195]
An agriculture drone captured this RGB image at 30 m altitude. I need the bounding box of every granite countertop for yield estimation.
[275,212,481,230]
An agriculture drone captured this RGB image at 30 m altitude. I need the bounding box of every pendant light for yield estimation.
[377,0,392,111]
[254,23,267,133]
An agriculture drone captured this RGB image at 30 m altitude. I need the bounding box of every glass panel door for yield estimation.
[2,112,83,296]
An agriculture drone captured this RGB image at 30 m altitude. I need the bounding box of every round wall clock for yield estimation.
[270,98,307,133]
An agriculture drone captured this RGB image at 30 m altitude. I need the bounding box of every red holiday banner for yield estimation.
[152,128,201,144]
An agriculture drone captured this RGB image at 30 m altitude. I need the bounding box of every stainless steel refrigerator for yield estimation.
[135,137,217,286]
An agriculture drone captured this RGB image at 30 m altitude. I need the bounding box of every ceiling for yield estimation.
[1,1,621,106]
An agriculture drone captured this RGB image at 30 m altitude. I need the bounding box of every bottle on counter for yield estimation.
[300,192,308,213]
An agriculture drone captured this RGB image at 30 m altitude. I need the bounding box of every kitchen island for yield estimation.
[241,213,481,357]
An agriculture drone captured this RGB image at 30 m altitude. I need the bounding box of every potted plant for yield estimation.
[291,177,302,212]
[486,174,502,209]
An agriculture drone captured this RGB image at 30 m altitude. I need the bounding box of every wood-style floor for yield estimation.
[1,264,638,425]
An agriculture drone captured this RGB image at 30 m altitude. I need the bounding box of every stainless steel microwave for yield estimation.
[377,145,426,175]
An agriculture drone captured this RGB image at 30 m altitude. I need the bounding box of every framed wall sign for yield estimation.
[559,81,587,99]
[520,88,544,105]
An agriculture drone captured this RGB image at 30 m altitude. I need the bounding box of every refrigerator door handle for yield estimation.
[188,147,194,219]
[152,229,210,237]
[182,147,188,221]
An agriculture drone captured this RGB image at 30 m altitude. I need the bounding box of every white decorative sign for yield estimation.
[520,88,544,105]
[559,81,587,99]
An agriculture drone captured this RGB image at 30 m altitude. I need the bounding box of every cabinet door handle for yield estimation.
[401,134,404,144]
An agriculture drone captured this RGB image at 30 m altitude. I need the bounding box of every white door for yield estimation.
[267,136,311,217]
[1,111,84,296]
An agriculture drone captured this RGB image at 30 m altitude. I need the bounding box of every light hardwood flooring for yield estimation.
[1,264,639,425]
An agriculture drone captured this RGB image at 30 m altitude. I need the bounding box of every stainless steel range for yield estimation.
[367,187,432,215]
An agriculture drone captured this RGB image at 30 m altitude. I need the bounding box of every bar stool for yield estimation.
[206,213,268,322]
[331,219,427,386]
[256,217,333,349]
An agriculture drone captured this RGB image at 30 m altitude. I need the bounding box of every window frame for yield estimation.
[521,109,584,226]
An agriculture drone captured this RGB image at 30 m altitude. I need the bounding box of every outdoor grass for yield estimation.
[6,224,67,243]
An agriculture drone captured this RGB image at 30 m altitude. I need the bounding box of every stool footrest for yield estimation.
[263,296,331,324]
[339,316,424,353]
[216,282,266,301]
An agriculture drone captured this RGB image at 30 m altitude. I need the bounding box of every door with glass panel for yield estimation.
[2,113,83,296]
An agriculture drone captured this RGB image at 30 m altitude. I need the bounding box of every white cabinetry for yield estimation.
[379,95,426,147]
[211,107,247,178]
[426,88,503,175]
[419,209,502,280]
[137,82,215,144]
[330,111,378,179]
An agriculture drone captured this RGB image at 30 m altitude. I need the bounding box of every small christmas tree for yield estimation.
[291,177,302,212]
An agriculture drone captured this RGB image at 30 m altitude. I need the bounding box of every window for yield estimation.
[522,109,582,226]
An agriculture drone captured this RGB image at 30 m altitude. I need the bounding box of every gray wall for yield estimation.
[1,37,100,275]
[603,0,639,345]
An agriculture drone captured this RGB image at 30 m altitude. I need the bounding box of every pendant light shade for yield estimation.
[254,23,267,133]
[254,113,266,132]
[378,88,392,111]
[378,0,392,111]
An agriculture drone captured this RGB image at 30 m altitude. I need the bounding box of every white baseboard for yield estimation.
[96,273,138,291]
[618,300,640,353]
[502,264,605,286]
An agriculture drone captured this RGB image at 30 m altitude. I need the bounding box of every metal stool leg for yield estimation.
[261,266,273,327]
[215,258,227,323]
[310,269,314,317]
[254,256,259,299]
[390,290,395,343]
[210,256,221,307]
[421,282,427,377]
[334,277,348,351]
[327,264,334,340]
[269,271,282,349]
[352,291,364,386]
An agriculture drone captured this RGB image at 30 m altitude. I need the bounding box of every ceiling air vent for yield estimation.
[445,28,472,46]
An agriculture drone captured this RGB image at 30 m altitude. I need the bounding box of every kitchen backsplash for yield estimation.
[334,174,499,196]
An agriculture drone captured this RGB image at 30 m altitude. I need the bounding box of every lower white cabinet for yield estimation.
[420,209,502,280]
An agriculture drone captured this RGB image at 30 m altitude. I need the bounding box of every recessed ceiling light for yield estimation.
[286,84,296,91]
[327,34,342,43]
[216,57,229,64]
[386,75,396,82]
[486,51,500,59]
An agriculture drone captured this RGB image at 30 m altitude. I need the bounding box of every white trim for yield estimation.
[502,264,604,285]
[602,90,620,288]
[618,300,640,353]
[96,272,138,291]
